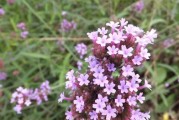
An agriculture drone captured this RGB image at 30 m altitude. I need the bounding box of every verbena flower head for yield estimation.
[0,8,5,16]
[0,72,7,80]
[11,81,50,114]
[59,18,157,120]
[60,19,76,32]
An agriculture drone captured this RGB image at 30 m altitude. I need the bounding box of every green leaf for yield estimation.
[149,18,166,27]
[155,94,175,113]
[21,52,50,60]
[153,66,167,85]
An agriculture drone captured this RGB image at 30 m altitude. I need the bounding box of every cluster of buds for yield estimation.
[17,22,29,39]
[58,18,157,120]
[11,81,50,114]
[60,19,77,32]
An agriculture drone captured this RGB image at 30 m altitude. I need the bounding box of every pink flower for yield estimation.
[77,61,83,70]
[106,63,116,72]
[96,35,108,47]
[89,111,98,120]
[75,43,87,58]
[102,105,117,120]
[77,74,89,86]
[132,55,143,65]
[73,96,84,113]
[93,65,104,77]
[126,80,139,92]
[98,27,108,35]
[17,22,26,30]
[144,29,157,43]
[115,95,125,107]
[120,18,128,27]
[118,80,128,93]
[65,111,73,120]
[0,8,5,16]
[108,33,117,43]
[87,31,98,41]
[144,80,152,90]
[0,72,7,80]
[137,92,145,103]
[104,82,116,95]
[93,101,105,113]
[131,73,142,83]
[20,31,29,39]
[140,47,150,59]
[127,96,137,106]
[107,45,119,55]
[106,21,119,30]
[118,45,133,58]
[122,65,134,77]
[93,74,108,87]
[58,92,65,103]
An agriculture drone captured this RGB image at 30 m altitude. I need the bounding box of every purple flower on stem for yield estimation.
[0,72,7,80]
[20,31,29,39]
[0,8,5,16]
[60,19,76,32]
[17,22,26,30]
[58,92,65,103]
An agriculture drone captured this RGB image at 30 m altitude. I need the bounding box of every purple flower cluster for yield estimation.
[133,0,144,13]
[17,22,29,39]
[60,19,76,32]
[58,18,157,120]
[0,8,5,16]
[11,81,50,114]
[0,72,7,80]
